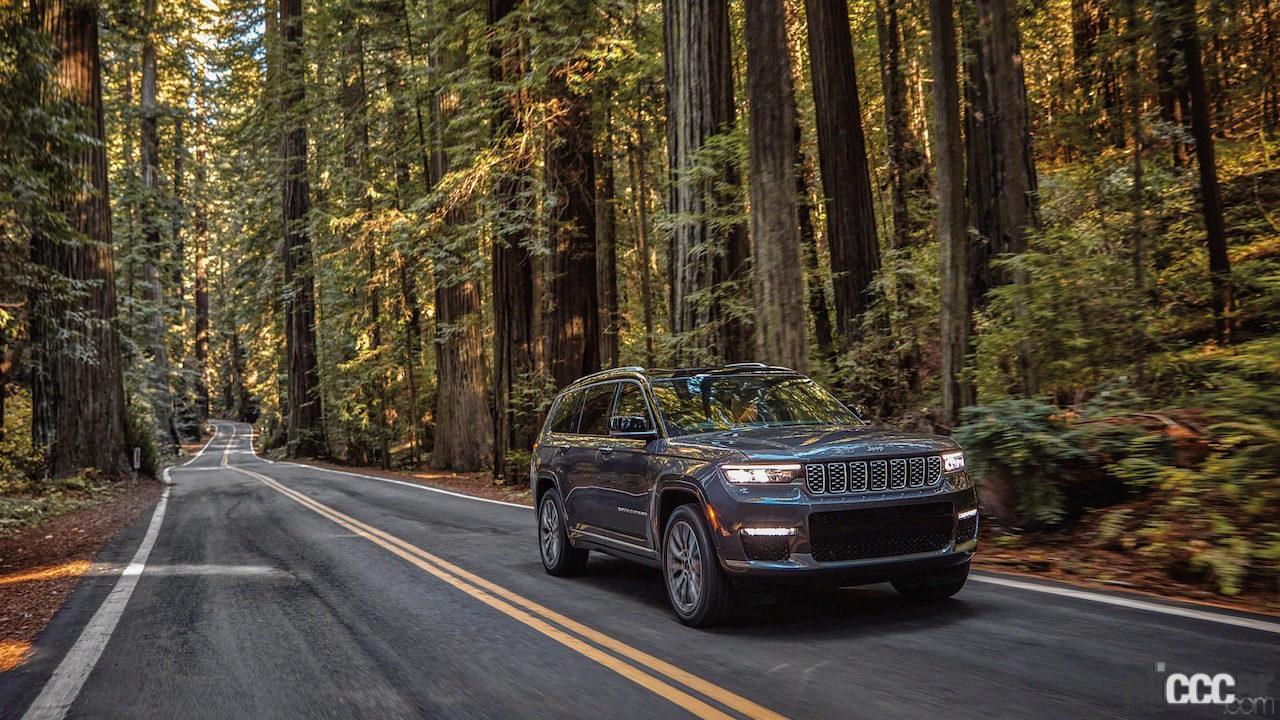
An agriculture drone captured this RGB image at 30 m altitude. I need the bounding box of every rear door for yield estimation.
[596,381,658,543]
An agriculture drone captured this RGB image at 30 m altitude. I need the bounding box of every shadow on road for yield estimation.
[573,554,981,637]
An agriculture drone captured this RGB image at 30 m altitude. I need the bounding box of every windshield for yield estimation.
[649,373,859,436]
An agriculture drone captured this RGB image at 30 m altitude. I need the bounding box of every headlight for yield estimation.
[942,451,965,473]
[721,463,802,484]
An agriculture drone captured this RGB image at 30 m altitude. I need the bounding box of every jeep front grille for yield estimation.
[804,455,943,496]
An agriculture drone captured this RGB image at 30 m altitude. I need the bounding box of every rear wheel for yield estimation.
[663,505,734,627]
[538,489,588,576]
[891,562,969,600]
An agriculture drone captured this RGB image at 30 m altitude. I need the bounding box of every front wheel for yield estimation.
[663,505,734,627]
[538,489,588,576]
[891,562,969,600]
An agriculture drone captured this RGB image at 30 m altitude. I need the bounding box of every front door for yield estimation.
[596,381,656,543]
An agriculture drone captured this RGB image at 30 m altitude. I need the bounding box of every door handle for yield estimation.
[597,445,614,455]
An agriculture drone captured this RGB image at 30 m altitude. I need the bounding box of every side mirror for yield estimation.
[609,415,655,438]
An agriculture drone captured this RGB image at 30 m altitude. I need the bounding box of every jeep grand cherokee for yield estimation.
[531,364,979,626]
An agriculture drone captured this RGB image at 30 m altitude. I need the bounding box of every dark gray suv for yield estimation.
[531,364,979,626]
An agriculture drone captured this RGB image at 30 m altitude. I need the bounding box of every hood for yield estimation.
[671,425,958,463]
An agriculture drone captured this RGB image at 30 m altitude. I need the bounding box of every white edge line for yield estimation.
[970,573,1280,635]
[22,470,172,720]
[180,424,219,466]
[237,423,1275,634]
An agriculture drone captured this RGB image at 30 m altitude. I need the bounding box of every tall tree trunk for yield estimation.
[1154,0,1191,168]
[341,17,389,467]
[877,0,923,253]
[796,131,835,363]
[543,24,600,388]
[966,0,1039,396]
[628,122,657,367]
[804,0,882,341]
[194,111,210,421]
[663,0,752,363]
[1126,0,1148,383]
[140,0,177,450]
[30,0,128,478]
[595,97,620,368]
[1176,0,1234,341]
[931,0,973,425]
[428,21,493,472]
[279,0,325,456]
[489,0,536,482]
[746,0,807,371]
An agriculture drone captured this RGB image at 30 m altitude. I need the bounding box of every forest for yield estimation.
[1,0,1277,600]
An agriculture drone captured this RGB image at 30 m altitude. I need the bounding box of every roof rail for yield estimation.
[723,362,767,368]
[570,366,647,385]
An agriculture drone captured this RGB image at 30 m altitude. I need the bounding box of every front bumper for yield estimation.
[705,472,979,588]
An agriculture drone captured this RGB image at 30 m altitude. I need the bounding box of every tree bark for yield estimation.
[795,125,834,362]
[877,0,924,253]
[30,0,128,478]
[428,15,493,472]
[746,0,807,371]
[194,108,210,421]
[279,0,325,456]
[543,26,601,388]
[489,0,536,481]
[804,0,882,341]
[1175,0,1234,342]
[663,0,752,363]
[628,121,657,367]
[595,97,620,368]
[140,0,177,450]
[965,0,1039,395]
[930,0,973,426]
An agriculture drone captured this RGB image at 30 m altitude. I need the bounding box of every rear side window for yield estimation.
[612,383,652,430]
[577,383,618,436]
[546,391,583,434]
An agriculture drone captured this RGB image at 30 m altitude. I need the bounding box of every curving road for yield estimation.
[2,421,1276,719]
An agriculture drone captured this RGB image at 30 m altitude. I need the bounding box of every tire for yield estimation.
[538,488,589,576]
[891,561,970,600]
[662,505,735,627]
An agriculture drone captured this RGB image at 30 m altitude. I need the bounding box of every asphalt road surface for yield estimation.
[3,420,1277,719]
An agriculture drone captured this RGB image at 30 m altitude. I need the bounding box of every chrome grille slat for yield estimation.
[803,454,947,495]
[849,461,868,491]
[908,457,925,487]
[870,460,888,491]
[805,463,826,494]
[827,462,848,493]
[890,459,907,489]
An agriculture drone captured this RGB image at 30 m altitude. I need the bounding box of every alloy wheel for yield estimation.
[665,520,703,614]
[540,497,562,567]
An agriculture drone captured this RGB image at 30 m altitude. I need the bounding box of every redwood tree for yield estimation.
[804,0,882,341]
[279,0,325,456]
[663,0,752,362]
[746,0,807,371]
[30,0,128,478]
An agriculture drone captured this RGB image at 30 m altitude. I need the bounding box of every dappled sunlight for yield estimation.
[0,560,91,587]
[0,640,32,672]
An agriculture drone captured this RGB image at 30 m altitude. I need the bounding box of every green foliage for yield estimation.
[0,390,113,536]
[955,399,1092,526]
[123,388,161,479]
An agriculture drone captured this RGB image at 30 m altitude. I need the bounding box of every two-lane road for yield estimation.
[3,421,1276,719]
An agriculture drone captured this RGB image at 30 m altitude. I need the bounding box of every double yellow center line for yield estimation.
[229,465,787,720]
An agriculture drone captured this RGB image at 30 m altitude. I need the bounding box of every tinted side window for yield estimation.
[612,383,651,430]
[547,391,583,434]
[577,383,618,436]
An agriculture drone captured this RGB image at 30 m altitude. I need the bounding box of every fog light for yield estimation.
[740,527,797,536]
[957,508,977,520]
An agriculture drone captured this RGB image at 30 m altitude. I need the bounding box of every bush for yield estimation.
[954,399,1092,527]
